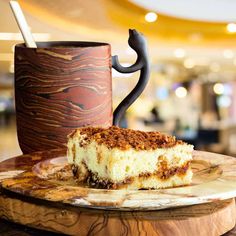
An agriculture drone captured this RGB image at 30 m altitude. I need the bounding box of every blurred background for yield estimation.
[1,0,236,158]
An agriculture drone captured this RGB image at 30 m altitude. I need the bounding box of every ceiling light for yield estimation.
[174,48,186,58]
[145,12,158,22]
[227,23,236,33]
[223,49,234,59]
[183,58,195,69]
[213,83,224,95]
[175,87,187,98]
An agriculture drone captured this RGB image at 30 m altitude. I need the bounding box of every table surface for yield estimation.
[1,124,236,235]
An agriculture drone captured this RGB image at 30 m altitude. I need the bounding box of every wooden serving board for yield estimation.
[0,149,236,235]
[0,193,235,236]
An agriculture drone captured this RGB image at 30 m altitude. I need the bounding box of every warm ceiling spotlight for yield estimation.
[223,49,234,59]
[145,12,158,22]
[174,48,186,58]
[227,23,236,33]
[175,86,187,98]
[213,83,224,95]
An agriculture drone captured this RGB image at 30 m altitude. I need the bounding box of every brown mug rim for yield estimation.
[15,41,110,49]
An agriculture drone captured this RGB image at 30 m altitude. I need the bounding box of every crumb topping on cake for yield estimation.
[69,126,184,150]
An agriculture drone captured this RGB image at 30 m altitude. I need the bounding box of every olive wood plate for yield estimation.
[1,149,236,211]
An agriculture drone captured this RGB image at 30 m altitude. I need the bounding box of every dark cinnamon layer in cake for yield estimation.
[72,161,190,189]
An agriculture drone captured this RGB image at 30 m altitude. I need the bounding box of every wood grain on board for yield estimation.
[0,194,235,236]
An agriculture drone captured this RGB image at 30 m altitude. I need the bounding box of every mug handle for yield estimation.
[112,29,150,126]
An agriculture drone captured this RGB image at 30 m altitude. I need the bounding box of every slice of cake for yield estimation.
[67,126,193,190]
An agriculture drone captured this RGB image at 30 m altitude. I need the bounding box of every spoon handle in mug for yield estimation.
[112,29,150,126]
[9,1,37,48]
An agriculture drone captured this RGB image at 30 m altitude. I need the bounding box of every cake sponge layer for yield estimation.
[67,127,193,190]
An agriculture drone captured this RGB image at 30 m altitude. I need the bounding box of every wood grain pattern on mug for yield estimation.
[15,43,112,153]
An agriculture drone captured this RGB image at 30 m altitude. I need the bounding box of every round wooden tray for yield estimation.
[0,149,235,235]
[0,193,235,236]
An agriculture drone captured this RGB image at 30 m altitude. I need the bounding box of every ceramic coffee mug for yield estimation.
[14,29,150,153]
